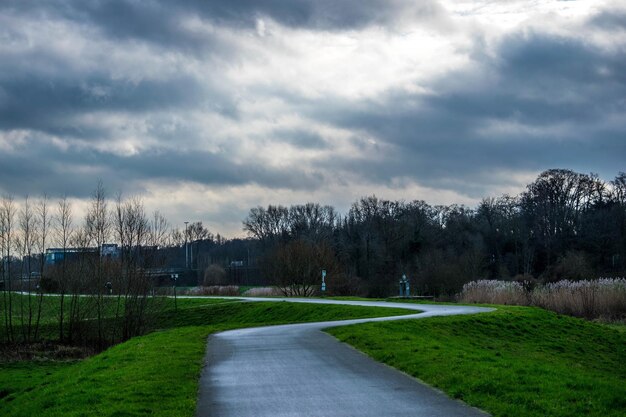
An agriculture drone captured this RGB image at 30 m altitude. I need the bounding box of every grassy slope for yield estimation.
[327,305,626,417]
[0,294,234,324]
[0,295,235,341]
[0,300,413,417]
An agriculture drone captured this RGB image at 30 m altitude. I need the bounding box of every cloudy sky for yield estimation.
[1,0,625,236]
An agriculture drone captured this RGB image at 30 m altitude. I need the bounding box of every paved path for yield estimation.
[196,298,493,417]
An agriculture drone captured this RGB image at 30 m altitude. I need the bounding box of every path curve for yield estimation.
[196,298,493,417]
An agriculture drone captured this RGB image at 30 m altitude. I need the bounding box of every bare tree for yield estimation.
[170,228,185,247]
[150,210,169,247]
[85,181,110,346]
[54,196,74,342]
[1,196,17,343]
[112,196,155,341]
[67,227,91,343]
[264,239,339,297]
[32,196,50,340]
[18,197,39,342]
[243,205,290,245]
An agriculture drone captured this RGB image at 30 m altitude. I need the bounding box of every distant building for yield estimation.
[45,247,99,265]
[45,244,121,265]
[101,244,120,259]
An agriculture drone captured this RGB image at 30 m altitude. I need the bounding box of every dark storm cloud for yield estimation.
[271,129,329,149]
[589,8,626,30]
[0,74,215,136]
[1,0,441,39]
[303,30,626,194]
[0,136,324,198]
[1,0,624,210]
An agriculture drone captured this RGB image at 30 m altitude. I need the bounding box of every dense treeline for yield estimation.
[244,169,626,297]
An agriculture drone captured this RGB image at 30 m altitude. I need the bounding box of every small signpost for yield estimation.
[321,269,327,294]
[399,274,410,297]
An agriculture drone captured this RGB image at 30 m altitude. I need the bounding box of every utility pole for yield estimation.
[184,221,189,269]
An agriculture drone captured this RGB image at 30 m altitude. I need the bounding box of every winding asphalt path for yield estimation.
[196,298,493,417]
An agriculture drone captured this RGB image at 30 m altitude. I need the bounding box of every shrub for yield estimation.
[262,239,340,297]
[203,264,227,286]
[548,251,595,282]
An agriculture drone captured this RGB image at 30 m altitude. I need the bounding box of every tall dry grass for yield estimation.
[532,278,626,319]
[460,278,626,320]
[181,285,241,296]
[460,280,529,305]
[242,287,282,297]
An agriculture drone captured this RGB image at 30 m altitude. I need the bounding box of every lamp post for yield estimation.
[171,273,179,310]
[184,221,189,269]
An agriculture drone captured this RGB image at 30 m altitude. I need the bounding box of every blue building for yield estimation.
[45,244,121,265]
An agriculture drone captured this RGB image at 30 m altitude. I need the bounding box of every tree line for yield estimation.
[244,169,626,297]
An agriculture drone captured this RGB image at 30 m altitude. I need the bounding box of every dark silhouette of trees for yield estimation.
[243,169,626,297]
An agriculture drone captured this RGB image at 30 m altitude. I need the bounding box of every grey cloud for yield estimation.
[0,136,325,198]
[589,8,626,30]
[2,0,444,42]
[0,72,234,138]
[271,129,329,149]
[300,29,626,196]
[1,1,624,212]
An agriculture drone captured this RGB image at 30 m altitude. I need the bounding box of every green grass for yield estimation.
[154,300,413,329]
[327,305,626,417]
[0,300,414,417]
[0,294,236,340]
[0,294,234,323]
[0,326,211,417]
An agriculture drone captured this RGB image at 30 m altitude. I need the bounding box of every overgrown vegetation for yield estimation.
[327,306,626,417]
[460,278,626,320]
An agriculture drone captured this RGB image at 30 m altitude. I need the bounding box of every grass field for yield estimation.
[327,305,626,417]
[3,296,624,417]
[0,298,414,417]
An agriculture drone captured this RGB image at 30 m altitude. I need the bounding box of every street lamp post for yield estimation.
[184,221,189,269]
[171,273,179,310]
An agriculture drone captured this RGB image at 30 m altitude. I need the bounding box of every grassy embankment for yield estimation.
[0,297,413,417]
[327,305,626,417]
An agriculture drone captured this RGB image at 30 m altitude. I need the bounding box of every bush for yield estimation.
[326,274,365,297]
[262,239,341,297]
[203,264,227,286]
[39,277,60,293]
[549,251,594,282]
